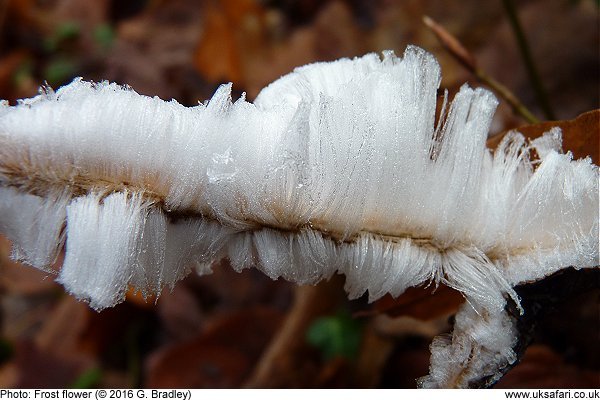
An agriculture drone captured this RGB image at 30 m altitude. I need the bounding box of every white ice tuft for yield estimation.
[0,187,69,271]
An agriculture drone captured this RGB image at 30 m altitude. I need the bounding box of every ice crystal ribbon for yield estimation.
[0,46,597,387]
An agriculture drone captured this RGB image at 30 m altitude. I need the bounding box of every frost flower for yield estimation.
[0,46,597,387]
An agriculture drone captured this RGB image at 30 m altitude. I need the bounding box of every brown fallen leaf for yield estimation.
[363,284,464,320]
[146,306,283,388]
[0,236,58,295]
[0,362,18,388]
[34,296,91,355]
[12,340,93,389]
[155,281,206,343]
[496,344,600,389]
[194,0,266,86]
[104,0,205,103]
[487,109,599,163]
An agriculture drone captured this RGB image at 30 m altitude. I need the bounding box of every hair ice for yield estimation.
[0,46,597,387]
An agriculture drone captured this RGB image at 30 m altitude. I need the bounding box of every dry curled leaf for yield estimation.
[488,110,599,163]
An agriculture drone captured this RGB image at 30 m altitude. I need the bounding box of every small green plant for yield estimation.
[69,367,102,389]
[306,312,364,360]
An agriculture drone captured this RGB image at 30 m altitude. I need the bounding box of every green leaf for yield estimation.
[93,24,116,50]
[70,367,102,389]
[12,60,34,87]
[306,312,363,360]
[44,58,78,86]
[44,21,81,52]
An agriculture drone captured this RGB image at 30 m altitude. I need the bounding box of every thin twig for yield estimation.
[243,277,346,388]
[502,0,556,120]
[475,68,540,124]
[423,15,540,124]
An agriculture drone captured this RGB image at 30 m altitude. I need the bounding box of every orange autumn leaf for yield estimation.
[488,110,599,163]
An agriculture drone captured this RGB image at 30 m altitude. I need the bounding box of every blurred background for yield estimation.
[0,0,598,388]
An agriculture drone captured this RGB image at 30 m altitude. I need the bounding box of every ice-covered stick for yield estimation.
[0,46,597,387]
